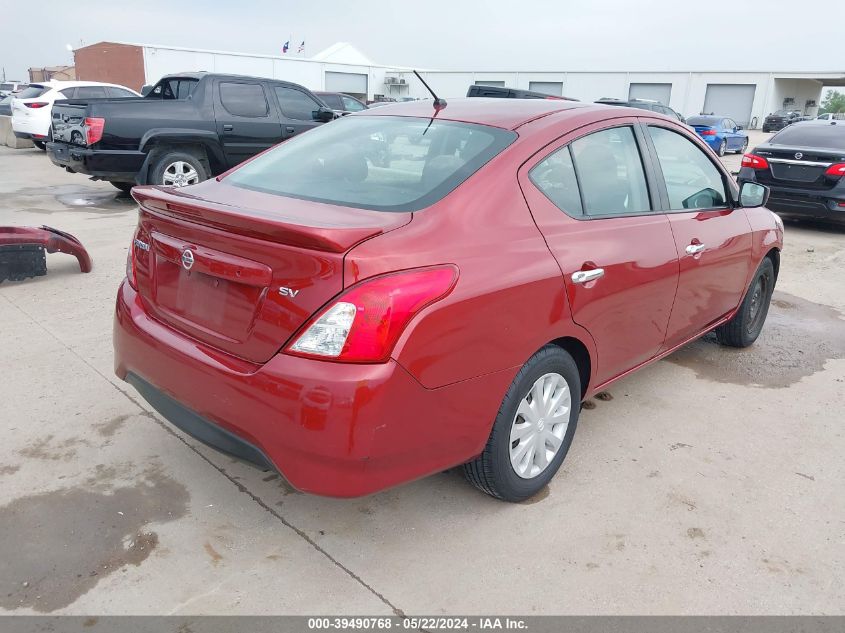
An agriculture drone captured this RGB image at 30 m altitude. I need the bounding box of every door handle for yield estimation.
[571,268,605,284]
[685,243,706,255]
[222,124,234,132]
[285,126,295,134]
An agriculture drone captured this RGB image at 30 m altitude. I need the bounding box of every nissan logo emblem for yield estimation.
[794,152,803,160]
[181,249,195,271]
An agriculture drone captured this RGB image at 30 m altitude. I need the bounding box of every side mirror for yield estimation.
[739,181,769,208]
[140,85,152,97]
[313,107,336,123]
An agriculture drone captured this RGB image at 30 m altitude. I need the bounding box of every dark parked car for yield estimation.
[46,72,335,192]
[115,98,781,502]
[687,115,748,156]
[314,91,367,115]
[739,120,845,222]
[467,85,578,101]
[596,98,686,123]
[762,109,803,132]
[0,95,12,117]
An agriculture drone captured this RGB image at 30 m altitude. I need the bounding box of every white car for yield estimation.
[0,81,26,98]
[816,112,845,121]
[11,80,140,149]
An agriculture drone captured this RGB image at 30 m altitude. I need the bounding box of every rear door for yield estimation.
[213,79,283,167]
[519,119,680,385]
[642,122,752,349]
[270,84,324,139]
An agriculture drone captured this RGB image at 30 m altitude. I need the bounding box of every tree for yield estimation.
[820,90,845,114]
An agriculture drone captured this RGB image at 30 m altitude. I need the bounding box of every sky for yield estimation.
[2,0,844,81]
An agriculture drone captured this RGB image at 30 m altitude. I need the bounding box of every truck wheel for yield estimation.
[463,345,580,502]
[110,181,134,195]
[715,258,775,348]
[150,150,208,188]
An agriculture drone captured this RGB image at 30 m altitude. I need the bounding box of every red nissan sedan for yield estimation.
[114,98,783,502]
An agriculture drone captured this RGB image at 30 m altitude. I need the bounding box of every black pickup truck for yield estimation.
[47,72,335,192]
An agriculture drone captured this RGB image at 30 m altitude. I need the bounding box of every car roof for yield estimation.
[354,97,595,130]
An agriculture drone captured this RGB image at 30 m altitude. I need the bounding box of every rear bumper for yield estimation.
[113,281,510,497]
[12,116,48,137]
[47,141,145,183]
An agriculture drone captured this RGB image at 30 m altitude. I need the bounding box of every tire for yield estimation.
[718,139,727,157]
[149,149,208,187]
[737,138,748,154]
[463,345,581,502]
[715,258,775,348]
[33,140,46,151]
[110,181,134,194]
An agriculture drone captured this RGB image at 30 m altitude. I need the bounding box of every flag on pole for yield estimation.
[282,41,289,53]
[298,41,305,54]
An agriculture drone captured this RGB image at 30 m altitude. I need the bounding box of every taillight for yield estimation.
[286,266,458,363]
[24,102,48,108]
[84,117,105,145]
[742,154,769,169]
[700,129,717,136]
[824,163,845,177]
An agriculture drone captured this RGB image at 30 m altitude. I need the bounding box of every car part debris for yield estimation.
[0,226,92,283]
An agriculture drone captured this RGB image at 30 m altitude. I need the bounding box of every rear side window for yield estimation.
[529,146,583,216]
[275,87,322,121]
[76,86,108,99]
[57,88,75,99]
[570,126,651,216]
[15,85,49,99]
[319,94,342,109]
[106,87,137,98]
[648,126,728,210]
[770,124,845,149]
[226,115,516,212]
[220,82,269,118]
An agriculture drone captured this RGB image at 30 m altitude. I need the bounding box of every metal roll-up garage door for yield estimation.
[628,83,672,105]
[703,84,756,127]
[325,72,368,99]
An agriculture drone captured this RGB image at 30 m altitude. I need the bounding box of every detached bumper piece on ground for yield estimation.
[0,225,92,283]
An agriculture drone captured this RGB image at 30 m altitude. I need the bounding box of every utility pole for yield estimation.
[1,67,5,82]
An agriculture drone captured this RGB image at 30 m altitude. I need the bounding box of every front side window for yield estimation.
[648,126,728,210]
[220,82,269,118]
[275,87,323,121]
[226,115,516,212]
[342,96,365,112]
[529,146,583,216]
[570,126,651,216]
[106,87,137,98]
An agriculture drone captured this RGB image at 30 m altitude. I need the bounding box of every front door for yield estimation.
[519,120,680,386]
[642,123,753,349]
[270,84,325,140]
[214,80,283,168]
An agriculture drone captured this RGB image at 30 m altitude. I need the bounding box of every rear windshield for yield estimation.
[0,83,14,91]
[15,85,49,99]
[687,116,719,126]
[226,115,517,212]
[145,77,198,100]
[769,124,845,149]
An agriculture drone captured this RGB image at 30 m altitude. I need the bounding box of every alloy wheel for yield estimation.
[162,161,200,187]
[509,372,571,479]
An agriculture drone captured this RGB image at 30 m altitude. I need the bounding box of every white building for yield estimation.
[80,41,845,129]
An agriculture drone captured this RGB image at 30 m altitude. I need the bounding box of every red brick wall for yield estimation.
[74,42,145,92]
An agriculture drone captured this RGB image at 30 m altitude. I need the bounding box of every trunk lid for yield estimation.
[131,180,411,363]
[754,144,845,190]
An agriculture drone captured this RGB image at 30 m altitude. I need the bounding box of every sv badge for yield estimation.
[279,287,300,298]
